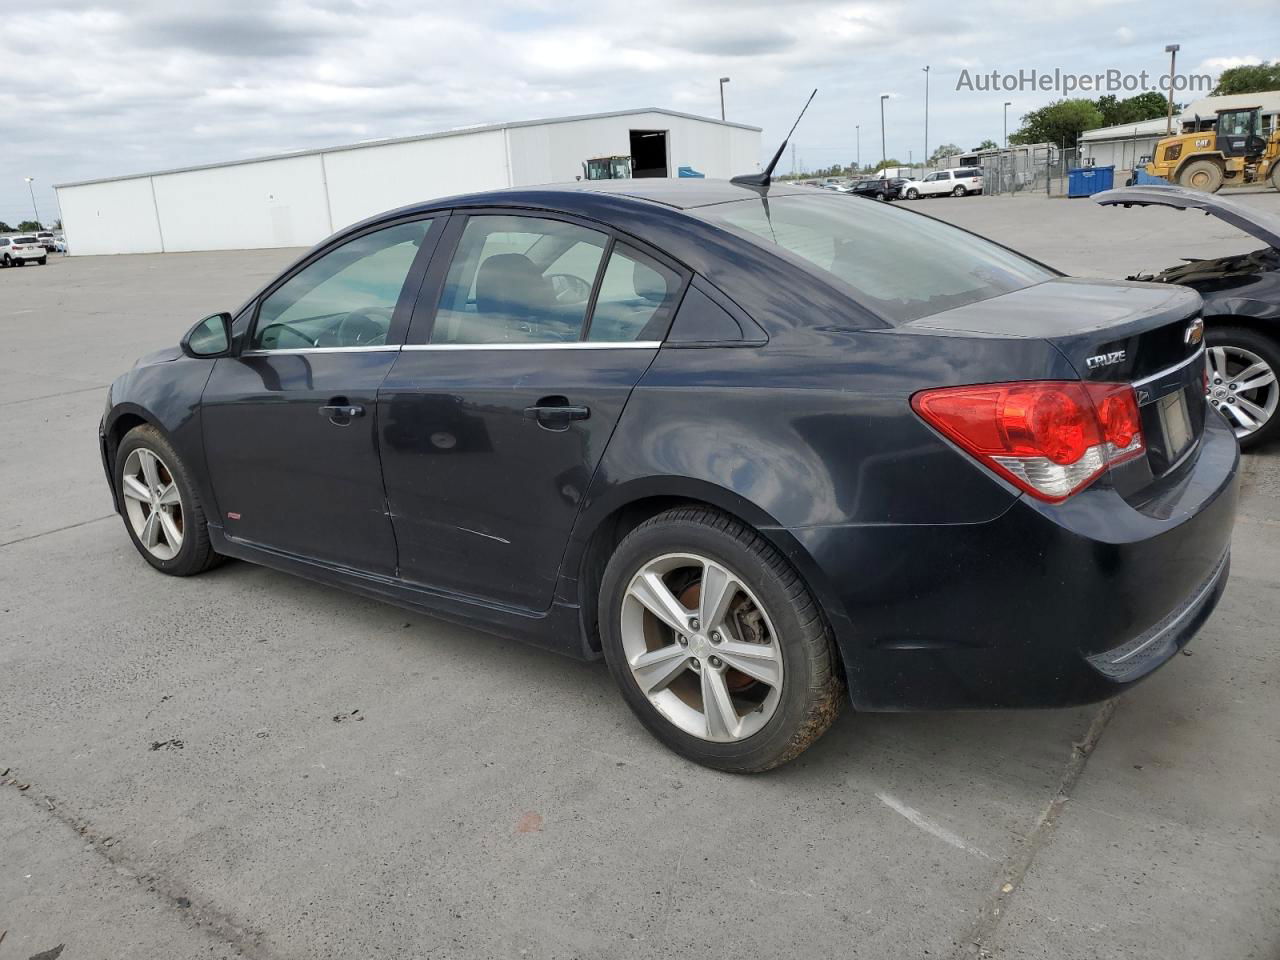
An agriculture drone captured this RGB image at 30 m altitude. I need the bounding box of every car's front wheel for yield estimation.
[115,425,221,575]
[1206,326,1280,449]
[599,506,843,772]
[905,188,919,199]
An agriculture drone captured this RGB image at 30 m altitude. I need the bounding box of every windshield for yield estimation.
[695,194,1055,323]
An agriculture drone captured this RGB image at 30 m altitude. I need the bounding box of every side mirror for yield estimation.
[181,313,233,358]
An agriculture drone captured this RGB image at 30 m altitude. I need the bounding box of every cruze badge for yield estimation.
[1086,350,1126,370]
[1185,318,1205,346]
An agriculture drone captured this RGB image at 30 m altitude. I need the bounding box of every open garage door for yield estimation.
[629,130,669,178]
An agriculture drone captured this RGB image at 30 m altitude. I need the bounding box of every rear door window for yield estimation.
[587,244,682,342]
[430,215,608,344]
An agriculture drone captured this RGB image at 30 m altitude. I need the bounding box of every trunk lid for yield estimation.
[909,277,1207,497]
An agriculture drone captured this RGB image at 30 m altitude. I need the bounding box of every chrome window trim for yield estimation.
[401,341,662,351]
[240,345,401,357]
[1132,346,1205,388]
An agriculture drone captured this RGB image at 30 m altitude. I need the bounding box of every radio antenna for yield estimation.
[731,89,817,189]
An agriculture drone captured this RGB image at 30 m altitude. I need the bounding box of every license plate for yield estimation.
[1158,390,1193,459]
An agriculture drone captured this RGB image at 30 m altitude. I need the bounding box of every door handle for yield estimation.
[319,403,365,421]
[523,403,590,423]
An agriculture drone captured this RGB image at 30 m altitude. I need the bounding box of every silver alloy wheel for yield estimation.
[1206,345,1278,439]
[620,552,783,743]
[121,448,185,561]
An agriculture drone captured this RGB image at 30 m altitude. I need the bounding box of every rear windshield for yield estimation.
[695,194,1055,324]
[14,237,36,244]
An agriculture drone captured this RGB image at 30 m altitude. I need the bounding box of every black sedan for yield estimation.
[100,179,1238,771]
[1096,184,1280,449]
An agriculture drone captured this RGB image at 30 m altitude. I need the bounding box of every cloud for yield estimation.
[0,0,1263,225]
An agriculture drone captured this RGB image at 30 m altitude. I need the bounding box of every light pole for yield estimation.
[856,124,860,170]
[880,94,889,169]
[1003,102,1012,149]
[719,77,730,121]
[1164,44,1180,134]
[24,176,40,227]
[923,65,930,172]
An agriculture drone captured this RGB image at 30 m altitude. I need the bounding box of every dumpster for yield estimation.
[1068,165,1115,197]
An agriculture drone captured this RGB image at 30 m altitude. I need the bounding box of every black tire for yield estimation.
[1206,325,1280,450]
[1179,159,1223,193]
[599,506,844,773]
[875,192,886,201]
[1271,163,1280,192]
[905,188,919,199]
[36,257,46,266]
[952,185,966,197]
[114,424,222,576]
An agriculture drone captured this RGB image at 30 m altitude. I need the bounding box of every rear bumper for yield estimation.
[790,409,1241,710]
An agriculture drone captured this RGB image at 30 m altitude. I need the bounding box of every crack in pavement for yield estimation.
[0,515,116,549]
[1,771,277,960]
[0,383,109,407]
[952,698,1119,959]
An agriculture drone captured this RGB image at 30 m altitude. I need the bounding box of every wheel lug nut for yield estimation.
[1228,397,1236,404]
[1228,383,1236,391]
[677,635,688,647]
[709,656,722,669]
[1215,378,1223,384]
[689,618,700,631]
[710,631,721,644]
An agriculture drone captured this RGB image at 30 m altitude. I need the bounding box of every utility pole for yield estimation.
[1003,102,1012,148]
[1164,45,1180,134]
[880,95,889,169]
[856,124,861,170]
[719,77,730,121]
[791,142,797,176]
[923,65,930,172]
[24,177,40,226]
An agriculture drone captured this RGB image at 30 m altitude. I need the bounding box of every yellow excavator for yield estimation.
[1146,105,1280,193]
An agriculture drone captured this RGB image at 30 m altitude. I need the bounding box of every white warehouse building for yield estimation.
[54,108,761,257]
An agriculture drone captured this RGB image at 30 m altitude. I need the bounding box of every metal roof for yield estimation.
[54,107,762,190]
[1080,117,1172,142]
[1182,91,1280,118]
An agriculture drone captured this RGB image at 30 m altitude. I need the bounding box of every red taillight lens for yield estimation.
[911,381,1145,502]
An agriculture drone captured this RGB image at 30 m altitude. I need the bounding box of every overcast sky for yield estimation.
[2,0,1275,228]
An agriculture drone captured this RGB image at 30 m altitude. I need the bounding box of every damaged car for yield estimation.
[1096,184,1280,448]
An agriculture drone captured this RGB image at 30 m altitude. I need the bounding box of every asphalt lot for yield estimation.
[2,192,1278,960]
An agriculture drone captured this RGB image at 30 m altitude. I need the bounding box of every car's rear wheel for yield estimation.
[115,425,221,575]
[1206,327,1280,449]
[599,506,843,773]
[36,257,46,266]
[1179,160,1224,193]
[952,185,967,197]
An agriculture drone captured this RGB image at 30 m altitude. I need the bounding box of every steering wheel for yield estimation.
[547,273,593,305]
[336,310,387,347]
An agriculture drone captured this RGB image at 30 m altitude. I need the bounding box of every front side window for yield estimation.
[253,219,433,350]
[587,245,682,342]
[431,215,607,344]
[696,194,1055,324]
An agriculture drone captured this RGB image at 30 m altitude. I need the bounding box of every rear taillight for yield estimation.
[911,381,1144,502]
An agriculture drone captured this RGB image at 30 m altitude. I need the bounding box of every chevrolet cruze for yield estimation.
[100,179,1238,771]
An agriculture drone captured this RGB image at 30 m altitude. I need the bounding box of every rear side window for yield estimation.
[587,245,682,342]
[696,194,1055,324]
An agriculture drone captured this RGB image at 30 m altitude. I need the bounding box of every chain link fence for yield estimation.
[977,145,1080,197]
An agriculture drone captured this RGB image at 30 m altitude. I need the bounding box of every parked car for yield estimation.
[36,230,56,252]
[100,180,1237,772]
[1097,184,1280,448]
[0,235,47,266]
[900,167,984,199]
[52,236,68,253]
[849,177,905,201]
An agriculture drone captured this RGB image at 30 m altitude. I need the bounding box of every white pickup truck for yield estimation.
[899,167,984,199]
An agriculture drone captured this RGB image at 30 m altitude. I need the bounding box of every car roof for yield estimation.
[414,177,812,213]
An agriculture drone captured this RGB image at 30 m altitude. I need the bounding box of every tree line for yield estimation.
[0,220,57,233]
